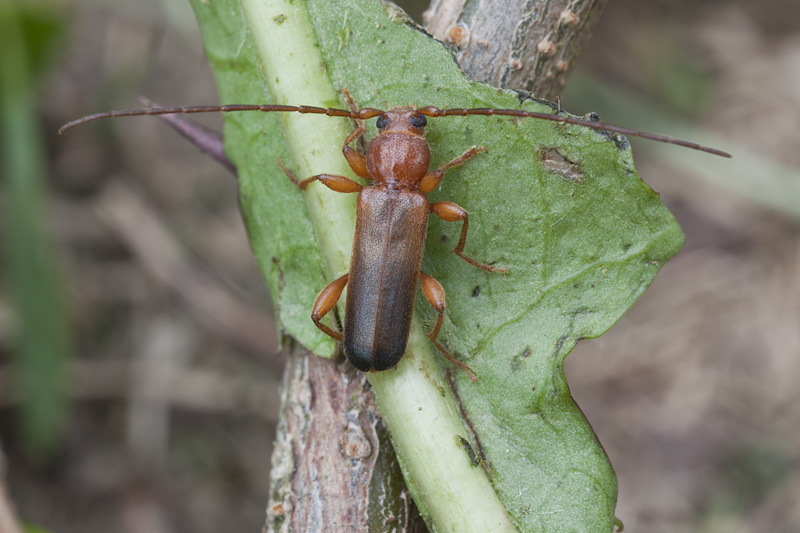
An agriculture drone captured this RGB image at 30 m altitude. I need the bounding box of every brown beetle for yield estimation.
[60,98,730,380]
[279,107,505,380]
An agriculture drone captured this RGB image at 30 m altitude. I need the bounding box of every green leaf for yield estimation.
[188,0,684,531]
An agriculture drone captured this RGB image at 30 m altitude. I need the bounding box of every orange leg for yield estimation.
[342,125,370,179]
[310,274,348,342]
[419,145,486,193]
[429,202,508,273]
[340,88,371,179]
[277,159,363,193]
[419,271,478,382]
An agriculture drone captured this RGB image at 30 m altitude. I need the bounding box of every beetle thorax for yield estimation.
[366,132,431,188]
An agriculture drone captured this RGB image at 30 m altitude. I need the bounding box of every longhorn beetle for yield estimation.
[60,97,730,381]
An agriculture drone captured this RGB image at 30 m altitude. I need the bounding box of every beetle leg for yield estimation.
[338,88,372,180]
[419,271,446,339]
[419,271,478,382]
[341,87,360,115]
[299,173,363,193]
[311,274,349,342]
[429,201,508,273]
[343,125,371,179]
[419,145,486,193]
[277,159,363,193]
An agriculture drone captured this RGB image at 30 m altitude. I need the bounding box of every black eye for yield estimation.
[376,115,389,129]
[410,114,427,128]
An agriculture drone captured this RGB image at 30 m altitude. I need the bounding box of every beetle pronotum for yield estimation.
[61,98,730,380]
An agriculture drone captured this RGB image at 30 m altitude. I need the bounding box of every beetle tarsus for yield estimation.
[432,339,478,382]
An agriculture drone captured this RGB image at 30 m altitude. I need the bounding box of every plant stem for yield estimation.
[424,0,607,99]
[245,1,514,530]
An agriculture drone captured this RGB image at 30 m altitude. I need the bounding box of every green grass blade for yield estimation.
[0,3,71,459]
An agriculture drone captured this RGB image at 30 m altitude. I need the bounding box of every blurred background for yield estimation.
[0,0,798,532]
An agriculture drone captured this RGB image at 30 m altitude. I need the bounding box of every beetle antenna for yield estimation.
[58,104,385,134]
[415,106,731,158]
[61,100,730,158]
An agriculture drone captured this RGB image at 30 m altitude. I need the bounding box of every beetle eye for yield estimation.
[376,115,389,129]
[410,114,427,128]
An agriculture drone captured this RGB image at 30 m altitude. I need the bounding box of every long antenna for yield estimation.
[58,105,383,134]
[59,103,731,158]
[415,106,731,158]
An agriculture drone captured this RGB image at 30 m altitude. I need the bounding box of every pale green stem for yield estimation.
[238,0,516,530]
[240,0,357,276]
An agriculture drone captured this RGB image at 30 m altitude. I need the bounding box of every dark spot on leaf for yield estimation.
[440,234,448,243]
[513,90,559,111]
[554,335,568,358]
[471,285,480,297]
[573,283,579,288]
[585,118,632,151]
[623,243,632,251]
[511,346,532,372]
[612,134,631,151]
[457,436,480,467]
[513,89,531,105]
[447,372,491,473]
[540,147,583,183]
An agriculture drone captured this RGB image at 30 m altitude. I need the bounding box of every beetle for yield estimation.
[60,98,730,380]
[278,105,506,380]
